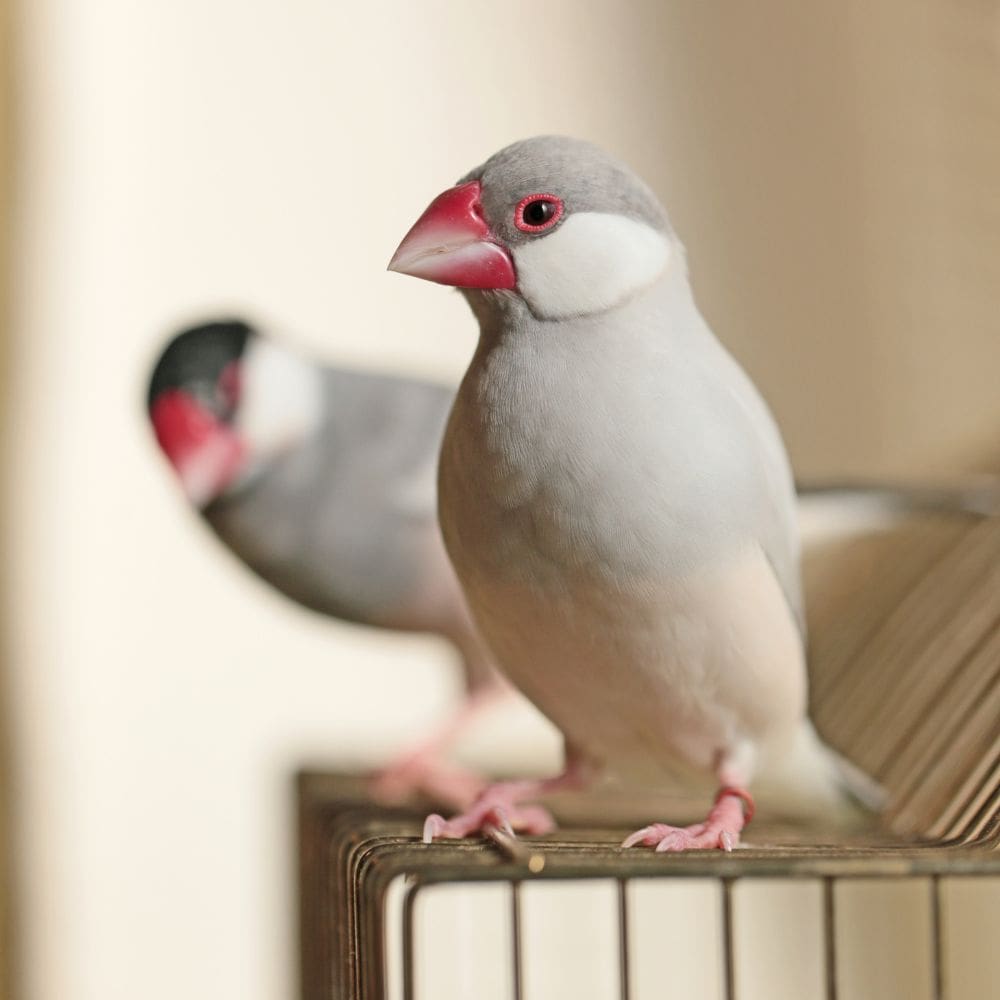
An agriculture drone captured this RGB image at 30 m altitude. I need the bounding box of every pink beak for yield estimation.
[388,180,516,290]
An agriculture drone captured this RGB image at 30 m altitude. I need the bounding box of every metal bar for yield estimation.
[510,881,523,1000]
[401,883,418,1000]
[823,877,837,1000]
[721,878,735,1000]
[302,774,1000,1000]
[929,876,944,1000]
[618,879,631,1000]
[483,824,546,869]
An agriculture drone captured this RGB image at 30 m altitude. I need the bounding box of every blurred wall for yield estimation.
[5,2,1000,1000]
[642,2,1000,478]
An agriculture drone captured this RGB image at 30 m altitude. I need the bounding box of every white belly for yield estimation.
[461,543,807,786]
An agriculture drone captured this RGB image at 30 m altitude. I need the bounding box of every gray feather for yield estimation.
[205,366,452,626]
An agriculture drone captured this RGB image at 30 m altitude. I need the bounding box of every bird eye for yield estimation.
[514,193,564,233]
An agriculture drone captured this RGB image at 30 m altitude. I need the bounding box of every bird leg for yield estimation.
[422,755,592,842]
[622,786,755,853]
[370,683,507,809]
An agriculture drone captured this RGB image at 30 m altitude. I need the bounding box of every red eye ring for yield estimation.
[514,193,564,233]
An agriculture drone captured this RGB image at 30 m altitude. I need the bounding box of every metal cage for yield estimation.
[299,514,1000,1000]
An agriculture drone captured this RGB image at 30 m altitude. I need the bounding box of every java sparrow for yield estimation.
[388,136,888,851]
[146,320,503,803]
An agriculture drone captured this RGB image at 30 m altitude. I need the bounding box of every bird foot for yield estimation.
[422,784,557,842]
[370,751,487,810]
[370,688,508,808]
[621,820,742,852]
[622,787,754,853]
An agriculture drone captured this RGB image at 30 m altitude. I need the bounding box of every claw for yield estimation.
[654,832,682,853]
[422,813,446,843]
[621,825,656,849]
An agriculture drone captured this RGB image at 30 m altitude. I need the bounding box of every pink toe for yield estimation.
[655,829,698,852]
[421,792,557,843]
[486,807,515,837]
[622,825,662,849]
[513,805,557,836]
[624,818,744,853]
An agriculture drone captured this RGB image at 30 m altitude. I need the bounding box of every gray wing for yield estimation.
[703,329,807,639]
[761,511,806,639]
[739,397,806,639]
[205,366,455,625]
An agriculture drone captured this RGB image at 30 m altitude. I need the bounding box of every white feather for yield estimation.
[460,542,807,784]
[235,337,324,469]
[512,213,672,320]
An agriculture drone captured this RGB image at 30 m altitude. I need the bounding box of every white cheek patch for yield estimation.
[236,337,324,463]
[512,212,672,320]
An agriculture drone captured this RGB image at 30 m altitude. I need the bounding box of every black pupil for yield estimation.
[523,199,555,226]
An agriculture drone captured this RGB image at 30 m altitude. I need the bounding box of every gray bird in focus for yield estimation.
[389,136,887,850]
[146,320,502,802]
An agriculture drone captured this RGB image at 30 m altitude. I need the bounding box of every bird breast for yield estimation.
[436,304,808,778]
[440,318,761,589]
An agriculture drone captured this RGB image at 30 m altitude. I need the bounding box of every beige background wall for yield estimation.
[5,2,1000,999]
[0,0,10,994]
[641,2,1000,477]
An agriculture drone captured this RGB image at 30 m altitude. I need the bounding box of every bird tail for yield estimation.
[754,721,886,830]
[797,477,1000,546]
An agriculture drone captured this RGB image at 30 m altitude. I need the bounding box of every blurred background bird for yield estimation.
[146,319,504,803]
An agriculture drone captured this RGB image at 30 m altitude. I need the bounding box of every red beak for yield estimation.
[388,180,516,290]
[150,390,245,507]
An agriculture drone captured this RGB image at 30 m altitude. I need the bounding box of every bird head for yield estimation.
[147,320,322,507]
[388,136,677,321]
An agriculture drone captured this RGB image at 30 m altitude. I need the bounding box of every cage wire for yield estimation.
[299,513,1000,1000]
